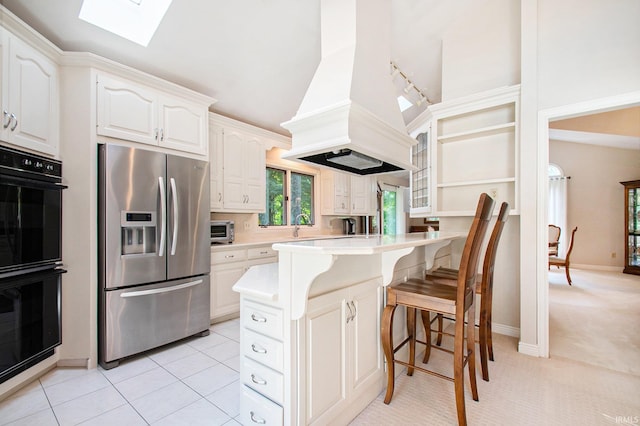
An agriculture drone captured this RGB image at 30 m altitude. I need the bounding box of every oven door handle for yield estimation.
[0,172,67,190]
[119,279,203,298]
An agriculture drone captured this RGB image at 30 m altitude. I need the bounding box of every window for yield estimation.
[382,189,397,235]
[259,167,315,226]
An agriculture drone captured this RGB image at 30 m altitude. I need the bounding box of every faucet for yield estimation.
[293,213,310,237]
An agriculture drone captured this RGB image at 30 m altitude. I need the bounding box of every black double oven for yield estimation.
[0,145,66,384]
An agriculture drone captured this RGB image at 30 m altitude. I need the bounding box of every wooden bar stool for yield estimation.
[381,193,495,426]
[426,201,509,381]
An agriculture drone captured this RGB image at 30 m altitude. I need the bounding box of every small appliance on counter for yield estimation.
[342,218,356,235]
[211,220,234,244]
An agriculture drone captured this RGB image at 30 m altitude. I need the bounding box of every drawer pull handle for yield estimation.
[260,251,268,254]
[225,254,235,259]
[251,374,267,385]
[251,313,267,323]
[250,411,267,424]
[251,344,267,354]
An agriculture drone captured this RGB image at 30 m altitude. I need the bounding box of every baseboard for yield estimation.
[57,358,90,368]
[571,264,623,272]
[493,323,520,338]
[518,341,540,357]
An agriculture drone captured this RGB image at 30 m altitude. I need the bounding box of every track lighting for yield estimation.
[390,61,431,108]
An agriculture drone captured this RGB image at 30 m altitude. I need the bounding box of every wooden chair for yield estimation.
[549,226,578,285]
[424,201,509,382]
[548,224,561,256]
[381,193,495,426]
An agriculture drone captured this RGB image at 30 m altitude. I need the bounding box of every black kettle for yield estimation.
[342,218,356,235]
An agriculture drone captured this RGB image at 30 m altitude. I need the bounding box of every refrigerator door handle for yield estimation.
[170,177,179,256]
[119,279,204,298]
[158,176,166,257]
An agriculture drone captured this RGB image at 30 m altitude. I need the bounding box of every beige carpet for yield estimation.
[351,268,640,425]
[351,333,640,425]
[549,268,640,376]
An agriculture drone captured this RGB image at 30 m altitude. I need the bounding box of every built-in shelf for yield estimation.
[438,122,516,143]
[437,177,516,188]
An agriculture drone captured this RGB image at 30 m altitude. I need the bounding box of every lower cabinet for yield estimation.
[303,279,383,425]
[211,245,277,322]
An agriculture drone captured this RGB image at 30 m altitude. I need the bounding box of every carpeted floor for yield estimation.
[350,268,640,425]
[549,268,640,376]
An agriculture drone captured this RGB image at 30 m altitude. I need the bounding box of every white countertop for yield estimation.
[232,263,279,301]
[272,231,465,254]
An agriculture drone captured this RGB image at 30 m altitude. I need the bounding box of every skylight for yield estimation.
[79,0,173,47]
[397,95,413,112]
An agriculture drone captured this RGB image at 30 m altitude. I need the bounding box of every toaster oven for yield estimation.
[211,220,234,244]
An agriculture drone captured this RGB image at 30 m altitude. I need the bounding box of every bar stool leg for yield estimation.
[382,304,397,404]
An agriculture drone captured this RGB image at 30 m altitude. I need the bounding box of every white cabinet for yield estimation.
[96,73,208,156]
[321,170,376,216]
[239,298,285,425]
[209,125,224,210]
[222,128,265,211]
[211,244,277,321]
[209,115,268,213]
[0,30,59,156]
[303,279,382,425]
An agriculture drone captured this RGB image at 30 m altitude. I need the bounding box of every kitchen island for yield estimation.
[233,232,464,425]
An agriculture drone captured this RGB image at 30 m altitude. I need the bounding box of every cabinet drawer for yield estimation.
[247,246,277,260]
[240,386,283,425]
[242,357,284,405]
[242,328,284,372]
[243,300,283,340]
[211,248,247,264]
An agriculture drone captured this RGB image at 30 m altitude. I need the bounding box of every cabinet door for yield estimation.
[210,125,224,210]
[4,34,59,155]
[158,93,207,155]
[305,289,348,425]
[97,73,158,146]
[243,136,266,211]
[334,172,350,214]
[222,129,247,210]
[349,281,382,393]
[211,262,246,320]
[350,175,374,215]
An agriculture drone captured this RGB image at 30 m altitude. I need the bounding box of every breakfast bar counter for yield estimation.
[233,232,464,425]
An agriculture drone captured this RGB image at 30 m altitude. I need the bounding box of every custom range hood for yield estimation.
[281,0,416,175]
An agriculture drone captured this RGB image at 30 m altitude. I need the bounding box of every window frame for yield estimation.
[260,164,318,228]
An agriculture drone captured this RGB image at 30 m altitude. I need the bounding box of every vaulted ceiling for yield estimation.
[0,0,476,136]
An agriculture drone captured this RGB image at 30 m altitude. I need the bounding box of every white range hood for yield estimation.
[281,0,416,175]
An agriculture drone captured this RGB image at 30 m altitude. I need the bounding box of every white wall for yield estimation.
[549,141,640,268]
[537,0,640,110]
[438,0,523,332]
[441,0,521,101]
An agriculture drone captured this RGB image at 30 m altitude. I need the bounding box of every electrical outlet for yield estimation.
[244,221,251,231]
[611,252,617,259]
[489,188,498,199]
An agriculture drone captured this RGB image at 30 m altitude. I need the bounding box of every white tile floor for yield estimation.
[0,319,242,426]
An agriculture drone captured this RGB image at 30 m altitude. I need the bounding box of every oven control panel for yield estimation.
[0,145,62,178]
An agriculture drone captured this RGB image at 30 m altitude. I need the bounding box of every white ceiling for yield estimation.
[0,0,476,136]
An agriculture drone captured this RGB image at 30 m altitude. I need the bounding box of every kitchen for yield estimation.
[0,0,639,425]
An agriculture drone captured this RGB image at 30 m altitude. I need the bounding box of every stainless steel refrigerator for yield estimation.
[98,144,211,369]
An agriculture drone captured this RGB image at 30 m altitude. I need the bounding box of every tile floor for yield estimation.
[0,319,242,426]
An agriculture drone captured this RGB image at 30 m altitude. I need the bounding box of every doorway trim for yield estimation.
[536,90,640,357]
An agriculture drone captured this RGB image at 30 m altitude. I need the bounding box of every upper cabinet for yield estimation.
[210,113,289,213]
[409,85,520,216]
[321,169,376,216]
[0,29,59,156]
[96,73,209,156]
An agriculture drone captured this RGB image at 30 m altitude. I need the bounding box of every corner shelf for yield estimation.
[437,122,516,143]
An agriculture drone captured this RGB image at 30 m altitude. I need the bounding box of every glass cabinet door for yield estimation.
[410,131,430,214]
[622,180,640,275]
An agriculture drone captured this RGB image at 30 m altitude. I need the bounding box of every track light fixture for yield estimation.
[390,61,431,107]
